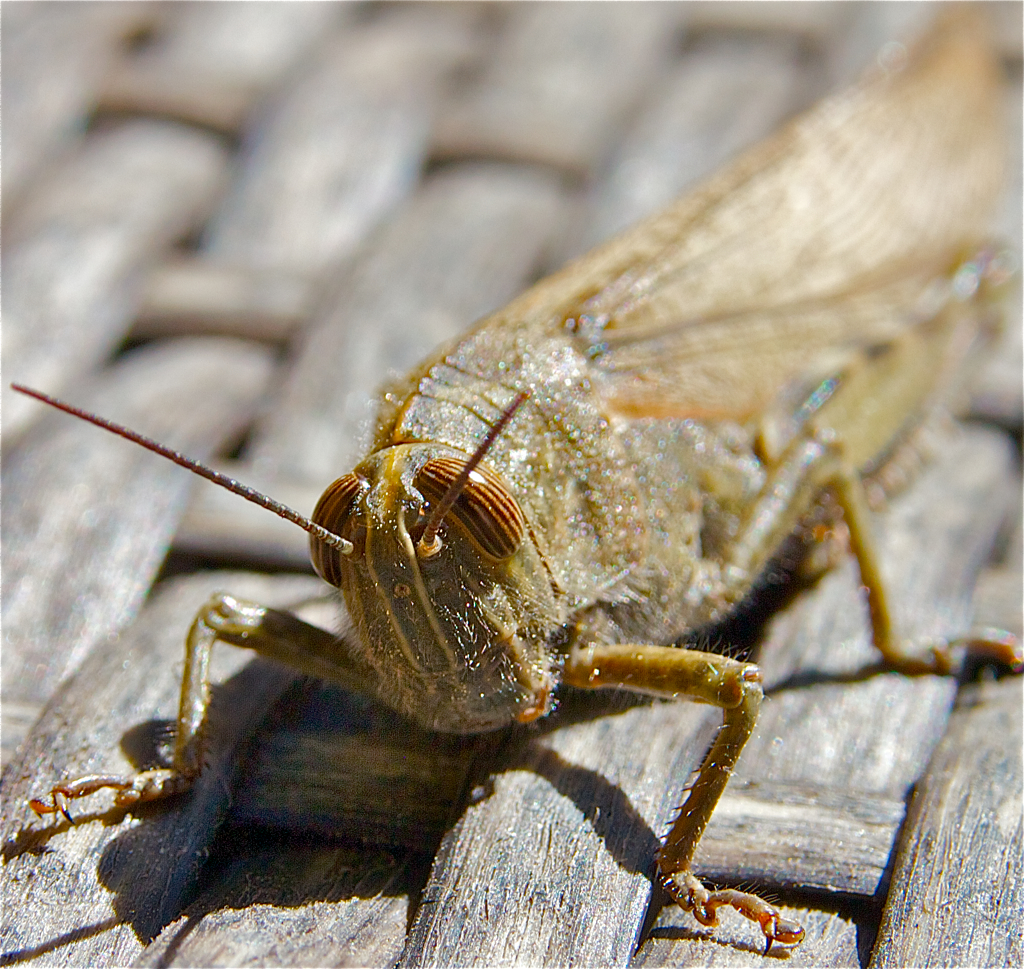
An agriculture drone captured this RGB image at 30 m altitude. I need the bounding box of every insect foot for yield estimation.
[949,628,1023,675]
[29,769,194,824]
[661,871,805,955]
[27,594,276,824]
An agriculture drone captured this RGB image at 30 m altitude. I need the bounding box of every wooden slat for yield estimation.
[127,4,487,345]
[0,573,325,967]
[135,843,415,969]
[131,260,315,344]
[682,1,853,46]
[1,339,276,764]
[577,31,812,252]
[227,682,487,851]
[869,676,1023,968]
[0,0,153,207]
[2,121,229,443]
[95,1,348,133]
[430,2,686,176]
[244,162,569,482]
[202,11,477,278]
[635,909,863,969]
[173,459,321,570]
[692,784,905,898]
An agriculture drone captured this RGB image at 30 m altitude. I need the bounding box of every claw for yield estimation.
[662,871,804,950]
[27,768,193,822]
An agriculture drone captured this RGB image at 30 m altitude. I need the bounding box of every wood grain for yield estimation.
[95,2,346,134]
[0,573,325,966]
[1,1,152,206]
[2,122,229,442]
[1,6,1019,969]
[869,676,1023,968]
[1,340,276,764]
[245,162,569,483]
[430,2,686,175]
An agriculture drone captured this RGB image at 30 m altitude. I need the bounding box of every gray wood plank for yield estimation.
[402,699,715,968]
[692,783,905,898]
[0,573,325,967]
[124,6,486,341]
[1,339,276,764]
[2,121,230,442]
[635,909,863,968]
[0,1,151,207]
[96,1,346,133]
[173,459,322,570]
[131,260,315,344]
[135,844,414,969]
[869,676,1023,969]
[682,1,853,46]
[195,728,906,902]
[430,2,685,176]
[227,682,487,852]
[202,11,474,278]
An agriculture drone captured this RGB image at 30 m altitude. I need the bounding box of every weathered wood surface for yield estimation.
[94,2,349,135]
[0,1,154,208]
[1,4,1021,968]
[1,573,325,965]
[429,3,687,175]
[869,676,1023,968]
[1,121,230,443]
[1,341,277,763]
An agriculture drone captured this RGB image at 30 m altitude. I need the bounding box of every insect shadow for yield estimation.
[6,549,906,959]
[4,562,825,953]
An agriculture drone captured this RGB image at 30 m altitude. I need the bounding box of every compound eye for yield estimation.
[311,473,365,584]
[414,457,525,560]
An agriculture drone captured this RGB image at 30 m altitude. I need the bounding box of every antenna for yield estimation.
[10,383,354,555]
[417,391,528,558]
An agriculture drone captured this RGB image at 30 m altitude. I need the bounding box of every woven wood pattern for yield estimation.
[2,3,1021,967]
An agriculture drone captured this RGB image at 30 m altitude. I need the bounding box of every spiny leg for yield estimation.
[722,427,1021,675]
[563,642,804,950]
[741,303,1021,676]
[30,593,360,820]
[829,464,1021,674]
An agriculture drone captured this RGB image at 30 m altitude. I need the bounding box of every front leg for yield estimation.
[563,642,804,951]
[30,593,360,820]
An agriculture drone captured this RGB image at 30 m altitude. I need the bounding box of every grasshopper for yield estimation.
[16,11,1021,950]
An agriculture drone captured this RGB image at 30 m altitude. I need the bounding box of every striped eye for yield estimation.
[310,473,365,584]
[415,457,525,560]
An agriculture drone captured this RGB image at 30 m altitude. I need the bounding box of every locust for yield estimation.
[15,10,1022,951]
